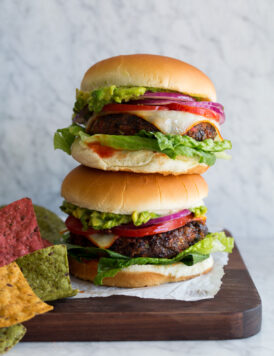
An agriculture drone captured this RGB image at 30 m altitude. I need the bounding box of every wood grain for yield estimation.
[22,243,261,340]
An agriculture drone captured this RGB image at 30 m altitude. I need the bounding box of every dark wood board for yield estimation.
[22,242,261,341]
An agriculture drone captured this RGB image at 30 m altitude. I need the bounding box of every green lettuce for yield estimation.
[73,86,147,114]
[65,232,234,285]
[214,151,232,160]
[54,125,85,154]
[81,131,232,166]
[54,124,232,166]
[60,201,159,230]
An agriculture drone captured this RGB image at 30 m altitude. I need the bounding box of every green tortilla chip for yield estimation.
[0,324,26,354]
[16,245,77,301]
[33,205,65,244]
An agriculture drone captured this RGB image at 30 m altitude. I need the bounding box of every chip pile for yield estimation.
[0,263,52,353]
[0,198,77,353]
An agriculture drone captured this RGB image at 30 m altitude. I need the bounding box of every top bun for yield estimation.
[61,165,208,215]
[80,54,216,102]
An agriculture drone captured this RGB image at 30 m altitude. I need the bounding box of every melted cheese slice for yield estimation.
[86,233,119,249]
[129,110,222,139]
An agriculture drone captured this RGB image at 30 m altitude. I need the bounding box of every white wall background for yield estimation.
[0,0,273,238]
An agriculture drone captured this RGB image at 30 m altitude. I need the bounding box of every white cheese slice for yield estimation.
[86,233,119,249]
[129,110,222,138]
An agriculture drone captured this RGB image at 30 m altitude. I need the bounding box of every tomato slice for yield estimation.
[166,103,220,121]
[66,215,206,239]
[112,215,205,238]
[102,104,168,112]
[65,216,97,237]
[102,103,219,122]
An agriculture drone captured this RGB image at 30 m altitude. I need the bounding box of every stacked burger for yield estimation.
[54,54,233,288]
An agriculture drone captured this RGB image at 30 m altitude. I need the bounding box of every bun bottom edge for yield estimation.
[69,256,214,288]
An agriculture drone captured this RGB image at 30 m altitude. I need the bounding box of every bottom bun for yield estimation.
[71,138,208,175]
[69,255,214,288]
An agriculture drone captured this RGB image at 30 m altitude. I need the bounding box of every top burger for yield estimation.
[54,54,231,175]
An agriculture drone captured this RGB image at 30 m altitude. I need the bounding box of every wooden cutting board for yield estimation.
[22,242,261,341]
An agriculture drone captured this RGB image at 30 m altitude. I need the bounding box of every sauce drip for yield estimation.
[87,142,117,158]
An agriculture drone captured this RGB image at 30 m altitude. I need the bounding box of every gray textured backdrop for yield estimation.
[0,0,273,238]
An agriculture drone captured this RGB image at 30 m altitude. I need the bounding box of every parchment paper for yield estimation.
[71,252,229,301]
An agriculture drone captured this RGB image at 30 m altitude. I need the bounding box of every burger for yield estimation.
[60,165,234,287]
[54,54,232,175]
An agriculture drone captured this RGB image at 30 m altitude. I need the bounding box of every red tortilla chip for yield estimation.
[0,198,51,267]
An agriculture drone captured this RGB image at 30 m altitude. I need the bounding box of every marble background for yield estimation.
[0,0,273,238]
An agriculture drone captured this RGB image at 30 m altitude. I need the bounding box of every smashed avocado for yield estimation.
[73,86,147,114]
[60,201,159,230]
[189,205,207,217]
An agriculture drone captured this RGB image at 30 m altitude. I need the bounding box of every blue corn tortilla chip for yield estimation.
[0,324,26,354]
[16,245,77,301]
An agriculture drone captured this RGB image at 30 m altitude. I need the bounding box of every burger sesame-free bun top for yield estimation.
[61,165,208,215]
[80,54,217,102]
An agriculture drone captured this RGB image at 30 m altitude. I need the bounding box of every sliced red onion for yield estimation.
[140,92,195,102]
[144,209,192,226]
[117,209,192,230]
[130,99,188,106]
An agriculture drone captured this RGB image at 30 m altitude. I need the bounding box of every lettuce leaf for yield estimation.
[60,201,159,230]
[65,232,234,285]
[142,131,232,153]
[82,131,232,166]
[214,151,232,160]
[53,125,85,154]
[54,124,232,166]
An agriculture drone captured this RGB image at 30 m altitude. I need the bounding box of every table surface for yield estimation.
[7,236,273,356]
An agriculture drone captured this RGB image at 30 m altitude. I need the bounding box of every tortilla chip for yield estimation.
[33,205,65,244]
[0,262,53,328]
[0,324,26,354]
[0,198,52,267]
[17,245,78,301]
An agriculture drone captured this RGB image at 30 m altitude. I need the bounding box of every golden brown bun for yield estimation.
[71,138,208,176]
[61,165,208,214]
[69,256,214,288]
[80,54,216,101]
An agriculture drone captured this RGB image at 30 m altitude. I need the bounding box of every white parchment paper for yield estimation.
[71,252,228,301]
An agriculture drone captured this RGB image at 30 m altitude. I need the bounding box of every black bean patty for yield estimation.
[87,113,158,136]
[187,122,217,141]
[87,113,217,141]
[69,220,208,259]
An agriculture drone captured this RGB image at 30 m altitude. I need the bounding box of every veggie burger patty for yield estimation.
[69,220,208,259]
[76,112,217,141]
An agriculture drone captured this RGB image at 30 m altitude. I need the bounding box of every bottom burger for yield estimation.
[60,166,234,288]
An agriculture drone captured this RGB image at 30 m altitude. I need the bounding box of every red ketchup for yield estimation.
[87,142,117,158]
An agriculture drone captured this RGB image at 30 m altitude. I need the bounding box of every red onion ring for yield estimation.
[140,92,195,101]
[130,99,188,106]
[117,209,192,230]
